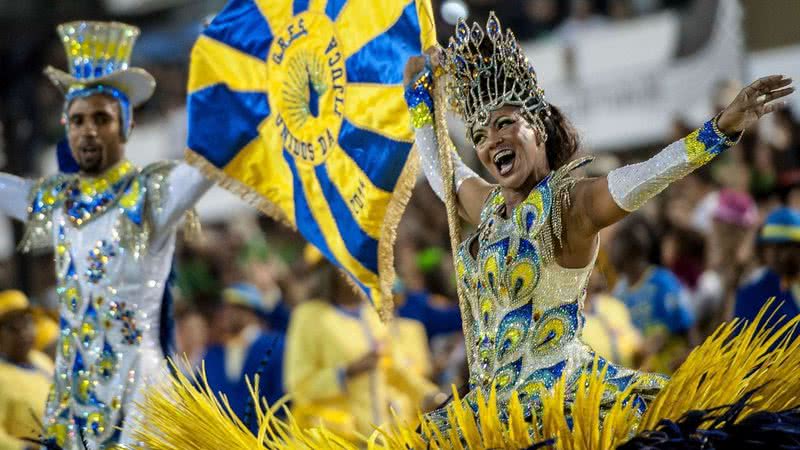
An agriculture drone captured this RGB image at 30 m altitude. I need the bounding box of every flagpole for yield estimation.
[433,76,475,372]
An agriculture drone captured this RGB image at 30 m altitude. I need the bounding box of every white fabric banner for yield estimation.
[524,0,745,152]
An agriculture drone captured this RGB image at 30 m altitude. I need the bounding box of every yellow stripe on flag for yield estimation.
[344,83,413,143]
[335,0,410,58]
[308,0,328,13]
[254,0,294,35]
[222,116,296,224]
[415,0,437,49]
[188,35,269,93]
[295,162,380,287]
[324,147,392,240]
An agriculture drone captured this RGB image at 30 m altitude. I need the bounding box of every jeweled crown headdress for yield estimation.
[442,12,547,130]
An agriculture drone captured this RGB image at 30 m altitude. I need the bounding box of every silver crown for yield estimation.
[443,12,547,131]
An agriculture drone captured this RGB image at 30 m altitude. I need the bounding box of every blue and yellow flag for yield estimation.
[186,0,436,317]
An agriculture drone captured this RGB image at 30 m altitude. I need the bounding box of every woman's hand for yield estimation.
[403,46,444,87]
[717,75,794,135]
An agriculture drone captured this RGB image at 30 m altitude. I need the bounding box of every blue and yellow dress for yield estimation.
[426,157,667,430]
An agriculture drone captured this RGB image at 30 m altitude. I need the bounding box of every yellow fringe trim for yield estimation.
[640,297,800,430]
[376,146,419,321]
[136,302,800,450]
[184,148,418,321]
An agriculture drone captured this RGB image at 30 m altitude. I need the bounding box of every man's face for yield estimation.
[66,94,126,175]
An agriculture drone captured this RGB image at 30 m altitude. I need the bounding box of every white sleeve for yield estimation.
[415,124,478,202]
[0,173,34,221]
[607,118,739,212]
[407,69,478,203]
[151,163,213,242]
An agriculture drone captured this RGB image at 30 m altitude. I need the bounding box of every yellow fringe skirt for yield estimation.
[134,303,800,449]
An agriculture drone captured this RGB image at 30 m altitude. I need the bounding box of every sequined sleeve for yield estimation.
[607,117,741,212]
[405,69,478,202]
[145,162,213,245]
[0,173,34,221]
[19,174,73,252]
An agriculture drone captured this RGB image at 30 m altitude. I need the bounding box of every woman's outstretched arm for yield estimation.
[570,75,794,238]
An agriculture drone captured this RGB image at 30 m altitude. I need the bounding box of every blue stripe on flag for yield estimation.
[188,85,270,168]
[293,0,310,14]
[283,151,371,298]
[325,0,347,20]
[203,0,273,60]
[314,164,379,273]
[337,119,412,192]
[344,1,421,84]
[283,150,338,266]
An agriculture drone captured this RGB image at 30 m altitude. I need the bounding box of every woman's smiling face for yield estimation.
[471,105,549,191]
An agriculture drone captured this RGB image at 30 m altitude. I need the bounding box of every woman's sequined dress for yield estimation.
[427,158,668,428]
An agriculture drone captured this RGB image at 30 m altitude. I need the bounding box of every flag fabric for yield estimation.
[185,0,436,317]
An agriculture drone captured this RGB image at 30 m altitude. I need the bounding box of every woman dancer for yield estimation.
[402,11,796,436]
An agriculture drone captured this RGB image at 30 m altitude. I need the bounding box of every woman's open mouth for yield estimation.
[493,148,515,177]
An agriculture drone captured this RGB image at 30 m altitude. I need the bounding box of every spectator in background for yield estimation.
[0,290,53,449]
[734,207,800,341]
[770,108,800,186]
[694,190,758,337]
[388,307,442,425]
[174,302,209,367]
[582,267,644,368]
[660,226,705,290]
[203,283,285,433]
[31,308,58,361]
[284,251,440,441]
[396,246,462,340]
[611,217,695,373]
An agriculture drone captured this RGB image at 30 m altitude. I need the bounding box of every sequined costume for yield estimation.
[0,20,214,450]
[405,10,740,434]
[421,156,668,430]
[0,160,211,449]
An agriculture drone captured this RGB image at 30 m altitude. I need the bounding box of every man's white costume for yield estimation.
[0,21,212,449]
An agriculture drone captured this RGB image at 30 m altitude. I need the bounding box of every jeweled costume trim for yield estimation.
[20,160,189,258]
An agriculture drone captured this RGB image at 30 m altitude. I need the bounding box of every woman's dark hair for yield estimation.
[542,104,581,170]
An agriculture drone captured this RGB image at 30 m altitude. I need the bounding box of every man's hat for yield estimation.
[760,207,800,244]
[44,21,155,107]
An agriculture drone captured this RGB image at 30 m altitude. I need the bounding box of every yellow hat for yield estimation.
[32,308,59,351]
[303,244,324,267]
[0,290,29,318]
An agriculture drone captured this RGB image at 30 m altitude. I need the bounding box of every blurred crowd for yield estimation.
[1,0,799,446]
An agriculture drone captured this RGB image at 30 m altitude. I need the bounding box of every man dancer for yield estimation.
[0,21,213,449]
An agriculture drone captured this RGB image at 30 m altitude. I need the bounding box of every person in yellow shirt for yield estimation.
[387,312,440,424]
[582,268,644,368]
[284,251,440,441]
[0,290,53,450]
